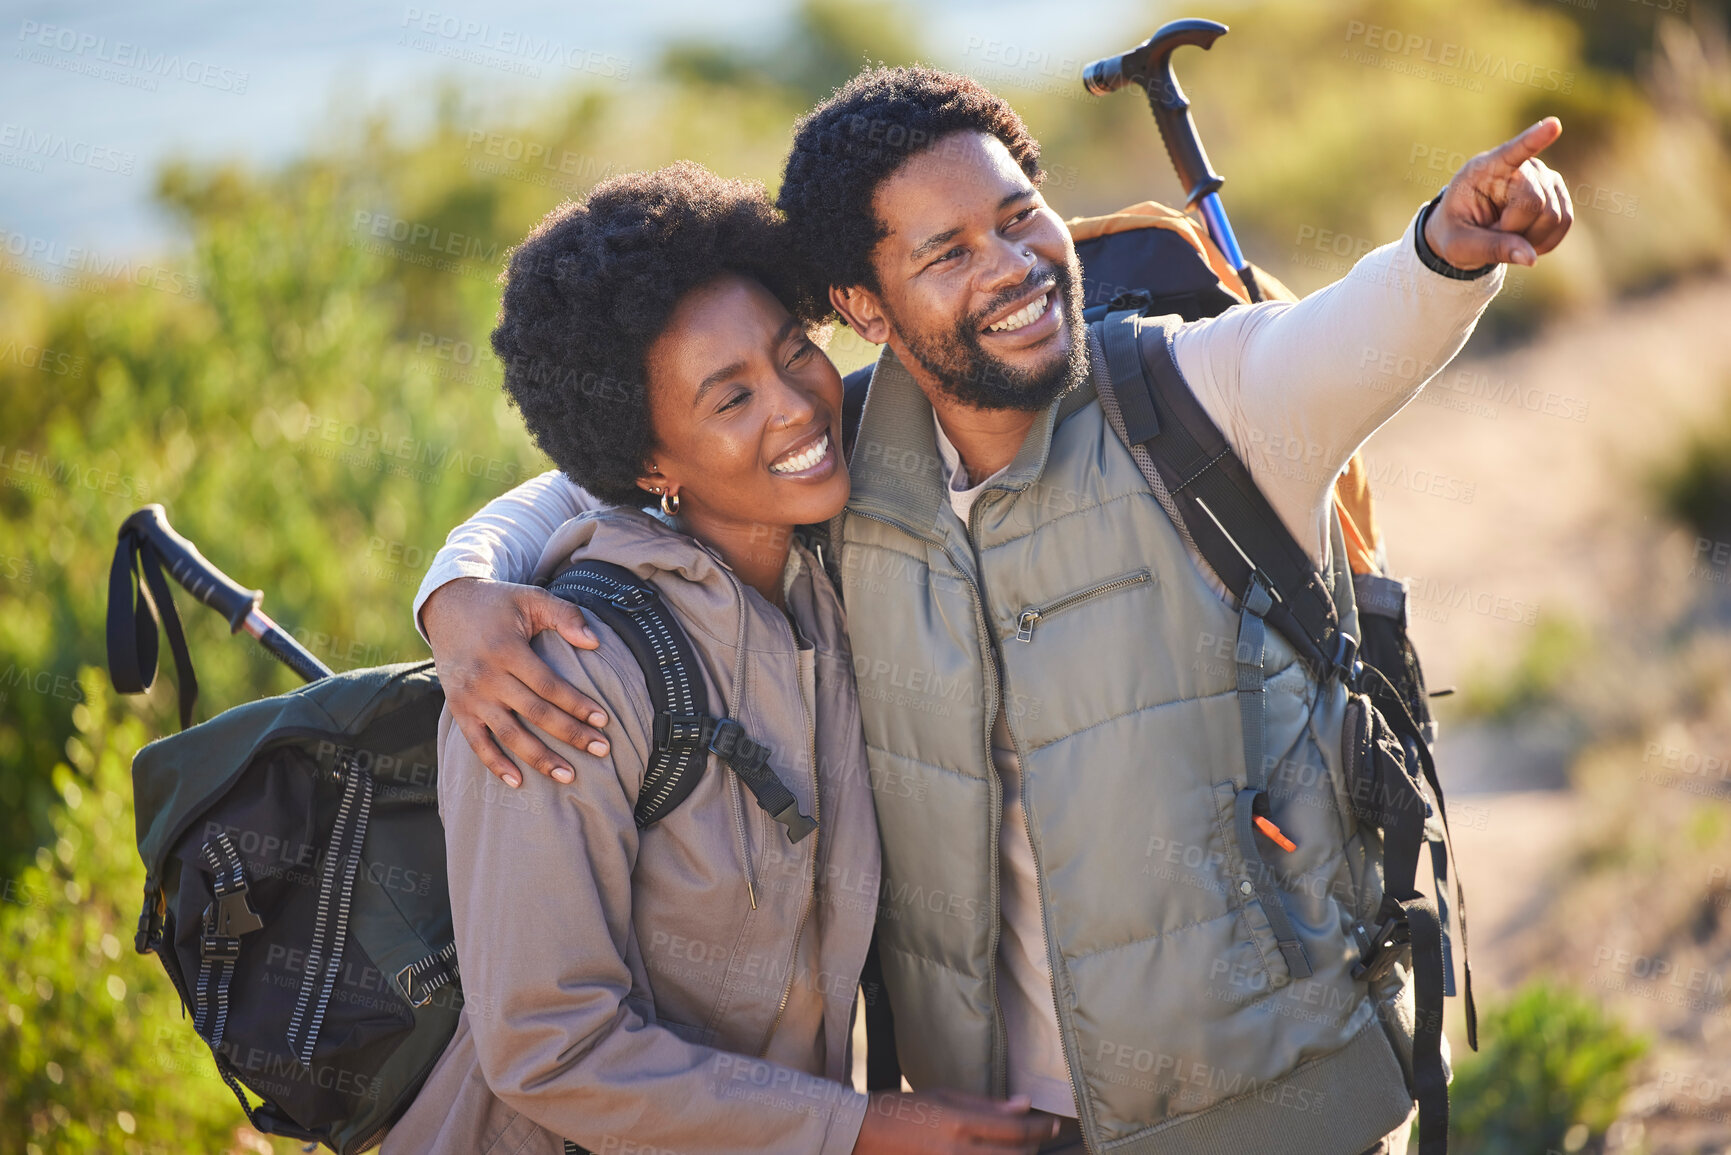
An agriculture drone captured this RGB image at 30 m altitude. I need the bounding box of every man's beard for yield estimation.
[893,251,1089,413]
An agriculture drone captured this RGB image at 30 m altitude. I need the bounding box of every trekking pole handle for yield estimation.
[123,505,261,631]
[121,505,333,683]
[1083,19,1263,303]
[1083,18,1229,210]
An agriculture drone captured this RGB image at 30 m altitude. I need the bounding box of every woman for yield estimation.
[382,164,1056,1154]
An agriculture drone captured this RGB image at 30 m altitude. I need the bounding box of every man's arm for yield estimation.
[1172,118,1572,565]
[412,468,600,637]
[417,469,612,786]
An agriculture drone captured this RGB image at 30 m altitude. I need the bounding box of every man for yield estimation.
[416,67,1570,1154]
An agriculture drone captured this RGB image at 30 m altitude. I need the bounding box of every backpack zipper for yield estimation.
[1015,569,1152,642]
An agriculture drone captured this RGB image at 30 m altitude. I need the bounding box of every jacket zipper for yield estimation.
[759,616,822,1056]
[710,552,822,1058]
[718,571,758,909]
[851,506,1012,1095]
[1015,569,1151,642]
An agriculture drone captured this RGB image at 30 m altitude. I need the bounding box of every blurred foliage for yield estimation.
[1449,980,1649,1154]
[1651,380,1731,546]
[665,0,924,104]
[1459,613,1590,722]
[0,672,291,1154]
[0,0,1728,1144]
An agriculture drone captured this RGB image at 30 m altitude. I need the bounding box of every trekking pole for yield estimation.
[1083,18,1263,303]
[110,505,333,709]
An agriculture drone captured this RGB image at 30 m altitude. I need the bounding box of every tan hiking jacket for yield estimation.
[383,507,879,1154]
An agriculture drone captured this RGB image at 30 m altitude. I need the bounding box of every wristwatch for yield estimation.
[1414,190,1497,280]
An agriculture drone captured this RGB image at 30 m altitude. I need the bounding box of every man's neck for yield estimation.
[928,393,1037,485]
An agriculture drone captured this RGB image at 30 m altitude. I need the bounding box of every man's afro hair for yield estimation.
[777,65,1042,296]
[491,161,825,505]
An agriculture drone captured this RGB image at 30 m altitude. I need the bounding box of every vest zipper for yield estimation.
[1005,717,1092,1148]
[1015,569,1152,642]
[849,507,1012,1094]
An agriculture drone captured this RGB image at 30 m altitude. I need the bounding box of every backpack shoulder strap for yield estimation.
[1094,309,1354,679]
[1097,310,1473,1152]
[545,561,815,842]
[546,561,713,829]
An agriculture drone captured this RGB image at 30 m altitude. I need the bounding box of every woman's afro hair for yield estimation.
[776,65,1042,296]
[491,161,826,505]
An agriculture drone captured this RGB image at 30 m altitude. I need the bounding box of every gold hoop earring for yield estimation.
[661,489,680,517]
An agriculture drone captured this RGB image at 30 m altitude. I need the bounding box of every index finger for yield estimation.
[1492,116,1562,169]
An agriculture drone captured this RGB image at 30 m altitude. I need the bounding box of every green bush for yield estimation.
[0,671,294,1154]
[1449,980,1648,1154]
[1652,384,1731,548]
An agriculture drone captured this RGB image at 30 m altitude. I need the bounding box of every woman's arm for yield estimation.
[440,625,871,1154]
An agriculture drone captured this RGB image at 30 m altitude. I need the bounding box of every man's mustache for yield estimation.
[968,267,1066,333]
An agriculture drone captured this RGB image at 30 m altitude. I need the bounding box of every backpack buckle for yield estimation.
[1351,903,1412,984]
[396,963,434,1008]
[135,890,164,954]
[199,931,242,963]
[1331,630,1360,685]
[652,713,708,750]
[210,887,264,939]
[708,719,769,773]
[198,887,263,963]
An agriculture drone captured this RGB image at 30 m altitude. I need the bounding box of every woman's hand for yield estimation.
[422,577,611,787]
[852,1090,1060,1154]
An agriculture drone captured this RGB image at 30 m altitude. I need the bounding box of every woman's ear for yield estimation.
[635,461,672,500]
[830,284,891,345]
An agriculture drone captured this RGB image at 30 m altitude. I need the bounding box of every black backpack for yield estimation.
[109,524,786,1153]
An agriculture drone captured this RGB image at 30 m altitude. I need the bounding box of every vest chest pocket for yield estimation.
[1013,568,1153,642]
